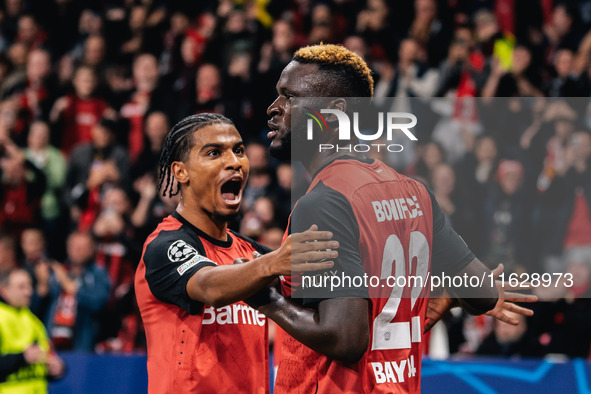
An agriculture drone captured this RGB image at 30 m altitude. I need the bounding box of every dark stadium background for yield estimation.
[0,0,591,392]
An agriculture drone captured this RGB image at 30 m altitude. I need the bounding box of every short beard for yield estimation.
[268,132,291,161]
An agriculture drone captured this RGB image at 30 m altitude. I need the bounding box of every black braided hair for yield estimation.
[157,113,235,197]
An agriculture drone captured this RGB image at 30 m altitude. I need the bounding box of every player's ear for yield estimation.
[323,98,347,123]
[171,161,189,185]
[332,98,347,113]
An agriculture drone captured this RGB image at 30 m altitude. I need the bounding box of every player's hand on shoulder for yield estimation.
[272,225,338,275]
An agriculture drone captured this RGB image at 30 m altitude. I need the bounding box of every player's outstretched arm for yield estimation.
[484,263,538,324]
[186,227,339,308]
[424,263,538,333]
[256,290,370,364]
[447,257,498,315]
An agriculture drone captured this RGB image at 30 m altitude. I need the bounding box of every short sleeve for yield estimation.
[429,189,475,274]
[290,181,369,303]
[143,231,217,314]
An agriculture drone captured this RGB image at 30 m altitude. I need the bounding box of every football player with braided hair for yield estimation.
[135,113,338,393]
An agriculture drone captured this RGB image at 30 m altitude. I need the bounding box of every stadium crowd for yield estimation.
[0,0,590,360]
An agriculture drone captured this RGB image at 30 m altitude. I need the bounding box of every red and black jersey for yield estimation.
[135,211,272,394]
[120,93,149,163]
[59,95,109,155]
[276,157,474,393]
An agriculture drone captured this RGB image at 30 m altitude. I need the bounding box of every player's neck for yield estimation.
[176,202,228,241]
[306,151,366,175]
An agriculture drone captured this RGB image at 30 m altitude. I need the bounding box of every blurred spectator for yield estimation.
[169,35,199,104]
[375,38,439,104]
[82,35,107,70]
[0,55,14,94]
[432,29,488,161]
[24,120,66,257]
[483,160,529,273]
[406,141,446,183]
[120,53,172,163]
[0,0,25,44]
[543,3,582,57]
[308,3,335,44]
[20,227,46,267]
[43,232,110,352]
[92,188,137,277]
[0,268,65,393]
[530,101,576,192]
[431,163,458,221]
[240,141,278,238]
[92,187,140,352]
[131,174,178,243]
[538,130,591,273]
[254,19,297,132]
[131,111,169,180]
[408,0,451,67]
[356,0,398,57]
[69,9,104,63]
[546,48,587,97]
[473,9,512,62]
[224,51,254,130]
[3,49,57,145]
[343,35,368,60]
[185,12,216,67]
[15,14,46,50]
[254,196,276,227]
[65,119,130,232]
[120,5,147,58]
[192,63,224,115]
[458,135,499,188]
[373,37,439,168]
[482,45,543,97]
[5,43,27,75]
[0,233,18,272]
[159,11,190,77]
[0,132,46,237]
[246,141,269,171]
[242,142,273,212]
[19,227,52,317]
[273,163,292,226]
[259,19,296,71]
[50,65,115,155]
[455,135,499,255]
[55,54,75,94]
[259,227,284,251]
[531,250,591,358]
[476,311,543,358]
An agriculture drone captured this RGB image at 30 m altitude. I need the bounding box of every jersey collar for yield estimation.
[312,154,375,179]
[172,211,233,248]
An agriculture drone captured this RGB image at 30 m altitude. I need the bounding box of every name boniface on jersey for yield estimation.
[202,304,266,327]
[371,356,417,385]
[371,195,423,222]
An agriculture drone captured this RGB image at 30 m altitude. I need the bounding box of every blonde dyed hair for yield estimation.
[293,44,374,97]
